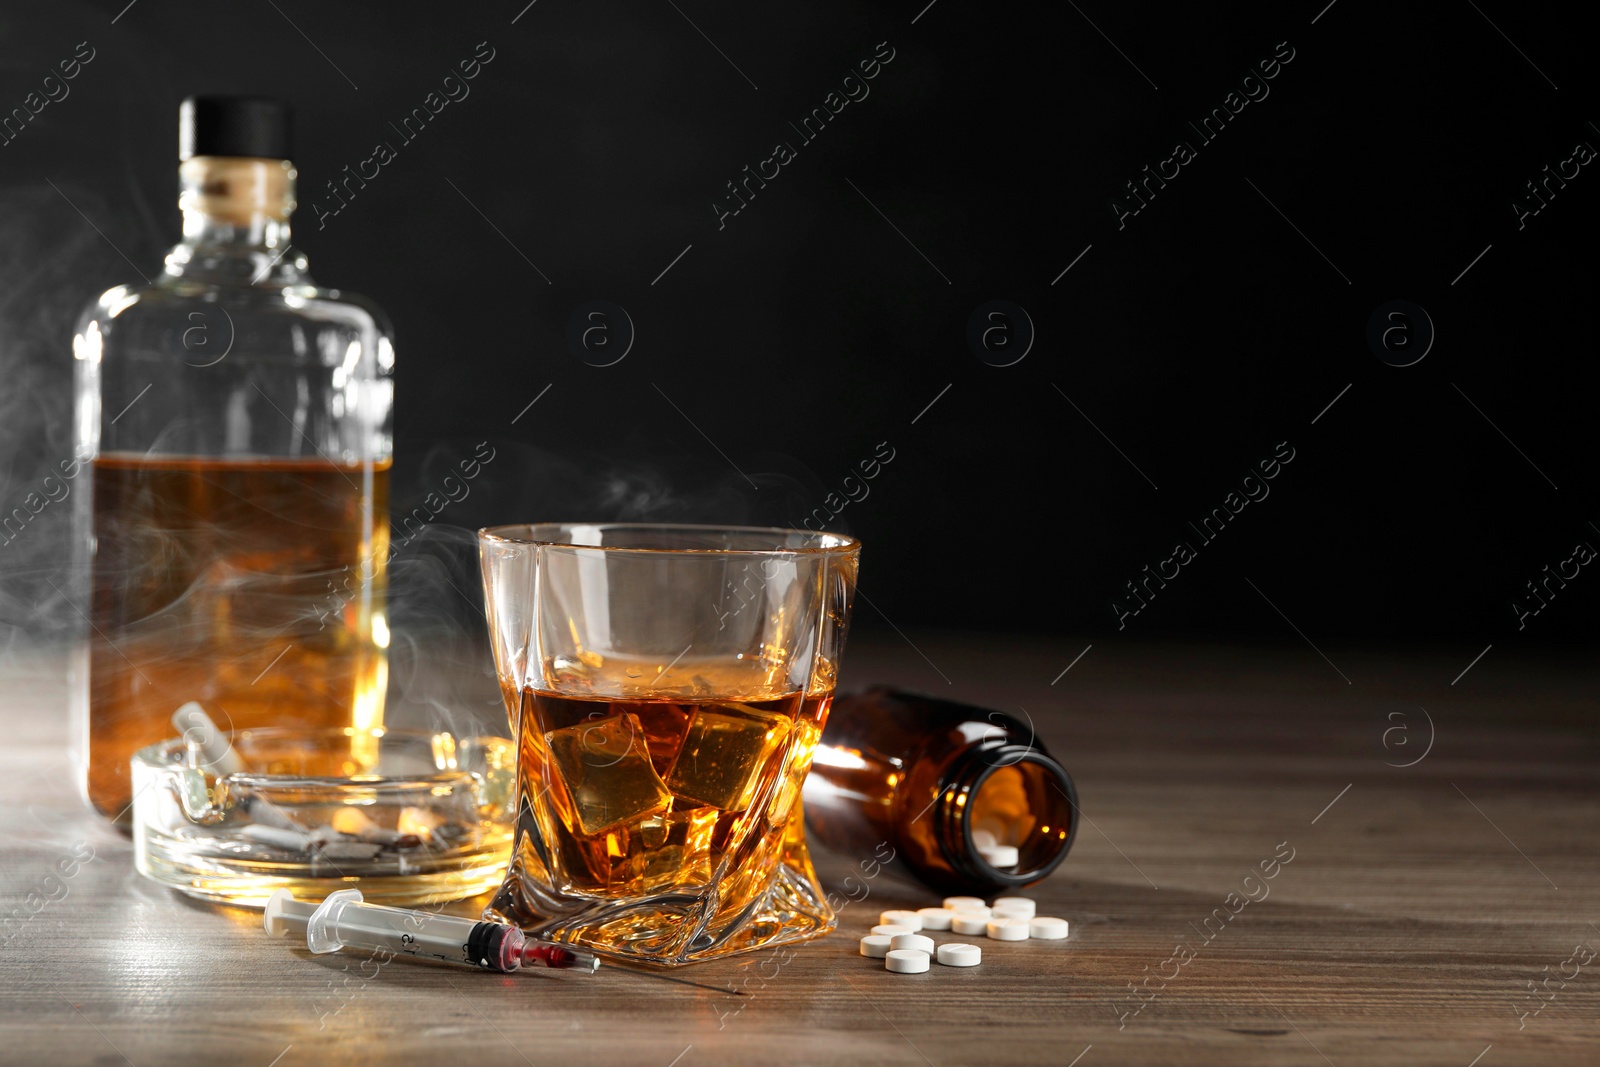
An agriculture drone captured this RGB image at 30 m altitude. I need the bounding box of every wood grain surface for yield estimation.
[2,634,1596,1066]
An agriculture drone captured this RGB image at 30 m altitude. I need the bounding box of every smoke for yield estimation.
[377,440,837,736]
[452,437,834,532]
[1,3,844,730]
[1,1,175,658]
[0,183,120,657]
[381,523,503,737]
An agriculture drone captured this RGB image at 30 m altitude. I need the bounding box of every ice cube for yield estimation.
[665,703,791,812]
[766,718,821,829]
[599,805,719,892]
[546,713,672,835]
[631,701,692,777]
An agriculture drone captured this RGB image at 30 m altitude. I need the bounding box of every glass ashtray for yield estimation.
[132,727,515,906]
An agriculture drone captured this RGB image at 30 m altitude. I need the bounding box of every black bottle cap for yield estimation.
[179,96,293,161]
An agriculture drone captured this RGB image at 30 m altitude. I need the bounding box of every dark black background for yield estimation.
[2,0,1595,654]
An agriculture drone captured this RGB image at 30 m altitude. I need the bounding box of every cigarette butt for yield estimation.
[171,703,245,775]
[242,824,313,853]
[242,795,307,831]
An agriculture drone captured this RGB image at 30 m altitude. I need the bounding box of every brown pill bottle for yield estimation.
[803,686,1078,895]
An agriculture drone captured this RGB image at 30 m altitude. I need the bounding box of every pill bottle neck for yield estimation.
[935,746,1077,889]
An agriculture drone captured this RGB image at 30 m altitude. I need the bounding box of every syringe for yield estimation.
[264,889,600,975]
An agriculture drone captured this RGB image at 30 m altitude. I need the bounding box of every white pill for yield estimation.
[890,933,935,954]
[986,917,1031,941]
[943,896,987,912]
[951,912,990,935]
[872,924,914,937]
[885,948,930,974]
[879,910,922,931]
[859,935,893,958]
[1030,916,1069,940]
[915,907,955,931]
[936,942,982,967]
[979,845,1019,867]
[991,896,1036,918]
[972,828,999,849]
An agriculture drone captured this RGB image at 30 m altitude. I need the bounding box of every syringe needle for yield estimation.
[610,966,749,996]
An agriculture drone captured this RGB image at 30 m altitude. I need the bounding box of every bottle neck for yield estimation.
[936,745,1077,889]
[166,156,306,285]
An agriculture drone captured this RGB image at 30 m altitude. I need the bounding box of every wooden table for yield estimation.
[2,634,1595,1065]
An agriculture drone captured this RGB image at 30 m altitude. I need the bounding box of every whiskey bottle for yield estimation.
[71,96,395,821]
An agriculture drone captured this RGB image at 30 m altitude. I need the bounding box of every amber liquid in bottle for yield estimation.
[85,453,389,819]
[511,689,827,897]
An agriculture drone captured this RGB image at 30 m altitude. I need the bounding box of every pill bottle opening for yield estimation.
[963,753,1076,881]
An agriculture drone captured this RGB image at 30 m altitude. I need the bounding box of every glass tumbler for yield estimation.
[478,523,859,965]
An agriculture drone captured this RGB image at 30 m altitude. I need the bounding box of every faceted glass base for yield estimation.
[484,813,836,966]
